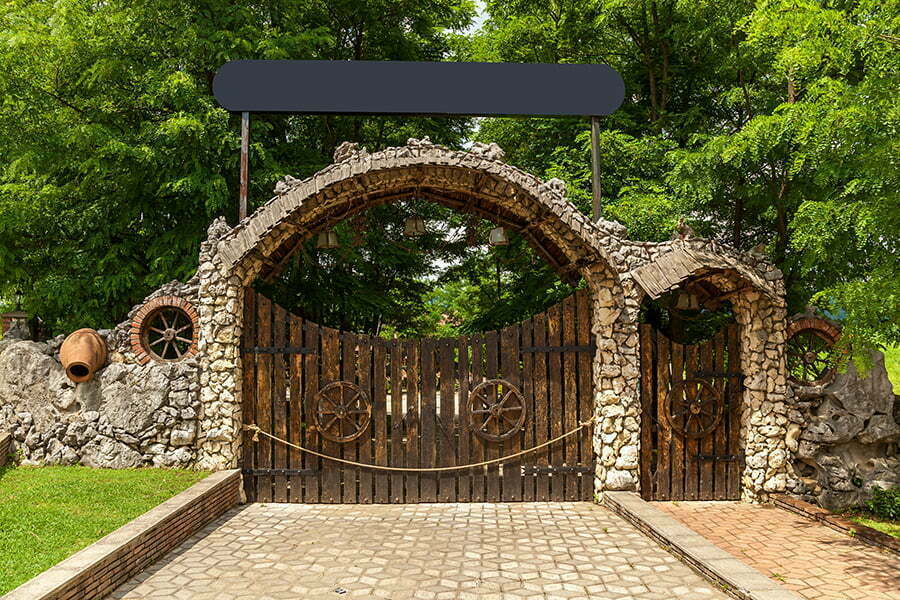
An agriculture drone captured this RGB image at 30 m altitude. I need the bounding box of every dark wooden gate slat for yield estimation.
[562,295,579,500]
[405,341,421,503]
[303,321,321,502]
[341,332,358,503]
[469,336,485,502]
[438,340,456,502]
[670,340,685,500]
[547,305,564,501]
[373,340,389,503]
[255,295,274,503]
[639,324,655,500]
[699,338,715,500]
[272,304,289,503]
[457,336,471,502]
[320,327,342,503]
[520,320,535,502]
[484,331,501,501]
[727,324,742,500]
[288,314,303,502]
[241,291,257,502]
[576,290,594,501]
[419,339,437,502]
[357,336,373,503]
[655,333,671,501]
[713,331,728,500]
[390,341,405,503]
[501,325,523,501]
[684,343,700,501]
[532,314,550,501]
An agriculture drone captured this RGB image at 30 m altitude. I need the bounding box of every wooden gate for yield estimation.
[241,289,595,503]
[638,323,743,501]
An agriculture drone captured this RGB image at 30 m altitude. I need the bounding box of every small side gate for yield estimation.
[241,289,595,503]
[638,323,743,500]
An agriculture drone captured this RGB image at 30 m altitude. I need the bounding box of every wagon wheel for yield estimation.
[314,381,372,443]
[142,307,195,362]
[663,379,723,440]
[467,379,526,442]
[787,326,838,386]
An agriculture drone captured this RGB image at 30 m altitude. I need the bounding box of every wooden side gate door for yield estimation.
[638,323,743,500]
[241,289,595,504]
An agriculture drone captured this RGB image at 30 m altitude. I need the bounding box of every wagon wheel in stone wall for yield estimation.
[130,296,199,365]
[314,381,372,443]
[467,379,526,442]
[786,317,841,387]
[663,379,724,439]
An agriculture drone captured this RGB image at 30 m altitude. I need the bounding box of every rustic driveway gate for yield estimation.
[638,323,743,500]
[242,289,595,503]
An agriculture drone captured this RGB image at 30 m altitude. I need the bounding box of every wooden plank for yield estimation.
[419,339,437,502]
[727,324,742,500]
[320,327,341,503]
[655,333,671,501]
[532,313,550,501]
[562,294,579,500]
[373,340,389,503]
[241,291,257,502]
[683,343,699,501]
[438,340,456,502]
[699,336,715,500]
[484,330,501,501]
[357,336,373,503]
[576,290,594,501]
[342,332,358,503]
[712,331,728,500]
[288,314,303,502]
[272,304,288,503]
[405,340,421,503]
[469,336,485,502]
[501,325,522,501]
[639,324,655,500]
[303,321,320,502]
[457,336,471,502]
[670,340,685,500]
[390,341,405,503]
[520,320,535,501]
[255,294,273,503]
[547,304,564,501]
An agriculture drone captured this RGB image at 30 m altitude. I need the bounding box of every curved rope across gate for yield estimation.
[242,415,596,473]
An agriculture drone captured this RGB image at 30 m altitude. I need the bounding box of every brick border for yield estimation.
[1,470,241,600]
[0,431,11,467]
[129,295,200,365]
[603,492,803,600]
[772,494,899,555]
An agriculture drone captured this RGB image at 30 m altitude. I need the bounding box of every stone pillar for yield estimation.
[590,266,642,496]
[195,218,244,470]
[734,290,790,501]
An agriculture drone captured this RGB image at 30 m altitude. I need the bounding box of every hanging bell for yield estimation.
[488,226,509,246]
[316,229,340,249]
[674,290,700,311]
[404,214,427,237]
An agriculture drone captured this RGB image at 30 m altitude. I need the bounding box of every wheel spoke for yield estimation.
[150,327,166,335]
[322,415,339,431]
[176,336,192,344]
[159,312,169,330]
[150,337,165,347]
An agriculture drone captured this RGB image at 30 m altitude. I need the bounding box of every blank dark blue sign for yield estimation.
[213,60,624,116]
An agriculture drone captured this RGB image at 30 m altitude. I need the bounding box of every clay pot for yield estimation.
[59,328,108,383]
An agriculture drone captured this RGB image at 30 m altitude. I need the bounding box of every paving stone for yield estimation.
[106,502,727,599]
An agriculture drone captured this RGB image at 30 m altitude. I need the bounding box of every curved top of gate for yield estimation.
[213,138,627,284]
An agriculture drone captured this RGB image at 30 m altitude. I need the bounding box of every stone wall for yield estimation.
[0,281,203,469]
[786,350,900,511]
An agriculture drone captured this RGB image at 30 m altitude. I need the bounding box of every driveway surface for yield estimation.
[108,502,727,600]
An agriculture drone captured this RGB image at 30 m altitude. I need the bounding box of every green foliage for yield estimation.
[864,487,900,522]
[0,465,208,594]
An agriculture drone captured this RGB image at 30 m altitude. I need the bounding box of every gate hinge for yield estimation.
[693,454,745,462]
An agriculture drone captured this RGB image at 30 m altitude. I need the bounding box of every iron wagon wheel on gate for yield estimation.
[467,379,527,442]
[663,378,724,439]
[314,381,372,443]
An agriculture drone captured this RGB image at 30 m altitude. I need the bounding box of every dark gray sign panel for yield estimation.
[213,60,624,116]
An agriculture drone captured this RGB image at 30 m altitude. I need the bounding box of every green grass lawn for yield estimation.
[0,465,209,594]
[847,512,900,538]
[884,345,900,394]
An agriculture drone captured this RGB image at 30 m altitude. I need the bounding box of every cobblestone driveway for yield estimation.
[109,502,726,600]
